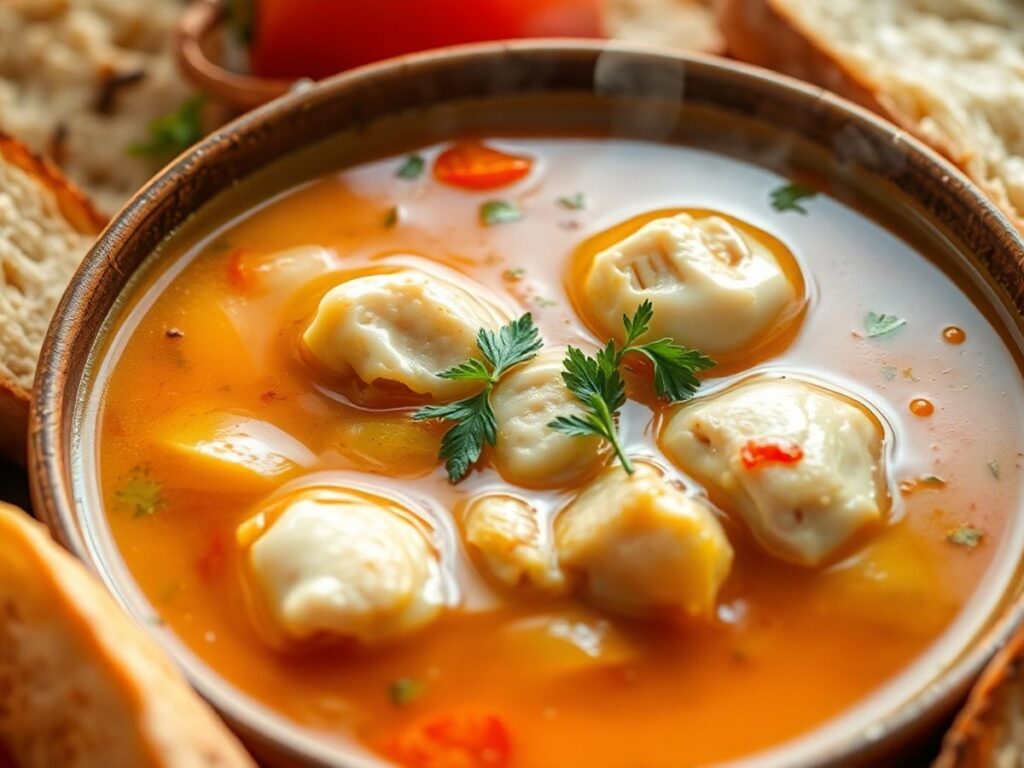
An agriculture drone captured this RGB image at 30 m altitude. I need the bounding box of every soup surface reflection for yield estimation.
[92,136,1024,767]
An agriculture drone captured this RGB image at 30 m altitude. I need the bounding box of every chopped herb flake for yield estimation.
[988,460,1001,479]
[130,96,206,164]
[481,200,522,226]
[865,312,907,338]
[502,267,526,281]
[389,677,425,707]
[921,475,947,487]
[396,154,425,180]
[947,525,984,548]
[558,193,587,210]
[384,206,399,228]
[770,182,817,214]
[115,466,163,517]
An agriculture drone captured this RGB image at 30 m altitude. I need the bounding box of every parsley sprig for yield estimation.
[549,301,715,475]
[413,314,543,482]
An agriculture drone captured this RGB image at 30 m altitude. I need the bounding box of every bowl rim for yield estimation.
[28,38,1024,768]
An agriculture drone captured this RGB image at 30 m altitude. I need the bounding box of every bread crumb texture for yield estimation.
[608,0,722,53]
[0,0,193,214]
[772,0,1024,226]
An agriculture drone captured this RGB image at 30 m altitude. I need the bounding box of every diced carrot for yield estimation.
[226,249,259,293]
[434,143,532,191]
[740,439,803,470]
[385,710,512,768]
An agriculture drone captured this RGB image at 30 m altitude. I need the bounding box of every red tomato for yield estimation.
[434,143,533,191]
[385,710,512,768]
[251,0,605,80]
[740,439,804,470]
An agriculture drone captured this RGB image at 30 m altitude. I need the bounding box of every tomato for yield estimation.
[740,439,804,470]
[434,143,533,191]
[385,710,512,768]
[250,0,605,80]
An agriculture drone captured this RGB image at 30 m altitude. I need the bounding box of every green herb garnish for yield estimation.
[947,525,984,549]
[384,206,399,228]
[559,193,587,210]
[864,312,906,338]
[130,96,205,164]
[396,154,425,180]
[921,475,947,487]
[770,182,817,214]
[389,677,425,707]
[414,314,543,482]
[550,301,714,475]
[988,459,1001,479]
[115,466,163,517]
[481,200,522,226]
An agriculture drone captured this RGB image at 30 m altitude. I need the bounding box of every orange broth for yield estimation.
[91,136,1024,767]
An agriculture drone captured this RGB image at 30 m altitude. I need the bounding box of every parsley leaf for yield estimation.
[550,302,714,475]
[130,96,205,164]
[481,200,522,226]
[864,312,907,338]
[988,459,1001,479]
[414,314,541,482]
[396,154,425,180]
[947,525,984,548]
[559,193,587,210]
[389,678,425,707]
[770,182,817,214]
[115,466,163,517]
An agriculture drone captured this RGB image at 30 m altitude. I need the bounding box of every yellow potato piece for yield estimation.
[332,415,442,476]
[498,612,640,676]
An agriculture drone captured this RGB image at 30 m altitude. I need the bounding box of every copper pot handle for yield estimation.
[174,0,294,111]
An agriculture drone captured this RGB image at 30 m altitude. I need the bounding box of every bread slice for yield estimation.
[609,0,724,54]
[0,504,256,767]
[0,134,104,463]
[717,0,1024,231]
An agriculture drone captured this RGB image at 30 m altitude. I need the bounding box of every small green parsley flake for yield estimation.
[770,182,817,214]
[396,154,426,180]
[503,266,526,281]
[130,96,206,164]
[384,206,399,228]
[988,459,1001,479]
[480,200,522,226]
[389,677,425,707]
[920,475,947,487]
[864,312,907,338]
[115,466,163,517]
[558,193,587,210]
[947,525,984,548]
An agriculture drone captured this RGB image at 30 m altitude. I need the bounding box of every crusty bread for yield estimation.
[718,0,1024,231]
[0,135,103,463]
[0,0,194,214]
[0,504,256,768]
[609,0,724,54]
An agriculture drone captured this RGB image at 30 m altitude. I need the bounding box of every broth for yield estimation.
[90,135,1024,767]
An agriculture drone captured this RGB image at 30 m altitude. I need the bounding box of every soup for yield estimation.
[88,131,1024,767]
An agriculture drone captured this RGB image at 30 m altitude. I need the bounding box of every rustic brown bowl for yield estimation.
[28,41,1024,767]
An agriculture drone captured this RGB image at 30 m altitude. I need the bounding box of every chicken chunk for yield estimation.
[554,464,733,620]
[303,266,508,400]
[490,348,607,488]
[462,495,566,594]
[660,376,886,567]
[581,213,799,355]
[239,486,445,645]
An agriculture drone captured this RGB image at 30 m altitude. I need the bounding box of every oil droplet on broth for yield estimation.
[943,326,966,345]
[909,398,935,417]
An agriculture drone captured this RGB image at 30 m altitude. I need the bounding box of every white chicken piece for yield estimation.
[581,213,798,355]
[303,266,508,400]
[660,377,886,567]
[462,495,566,594]
[154,410,315,492]
[554,464,733,620]
[239,487,445,645]
[490,348,607,488]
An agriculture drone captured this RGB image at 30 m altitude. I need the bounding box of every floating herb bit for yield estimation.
[414,314,543,482]
[947,525,984,548]
[550,301,714,475]
[921,475,947,487]
[480,200,522,226]
[988,459,1001,479]
[115,466,163,517]
[770,182,817,214]
[864,311,906,338]
[130,96,206,164]
[384,206,399,228]
[396,154,426,180]
[389,677,425,707]
[502,266,525,281]
[559,192,587,210]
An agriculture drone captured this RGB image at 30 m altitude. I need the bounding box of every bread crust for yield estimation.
[716,0,1023,231]
[0,134,104,464]
[0,504,256,768]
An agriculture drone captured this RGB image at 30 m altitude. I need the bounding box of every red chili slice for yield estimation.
[740,439,804,470]
[434,142,532,191]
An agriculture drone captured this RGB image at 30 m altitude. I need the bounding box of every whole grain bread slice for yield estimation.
[0,134,105,463]
[0,503,256,768]
[717,0,1024,232]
